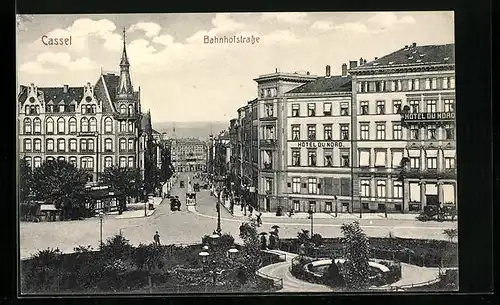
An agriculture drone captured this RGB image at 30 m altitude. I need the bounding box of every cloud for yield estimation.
[32,18,122,52]
[129,22,162,38]
[261,12,308,24]
[186,13,247,44]
[262,30,298,43]
[367,12,416,28]
[310,21,334,31]
[152,34,175,46]
[19,52,98,74]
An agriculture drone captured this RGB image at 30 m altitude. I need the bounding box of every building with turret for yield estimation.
[18,28,144,182]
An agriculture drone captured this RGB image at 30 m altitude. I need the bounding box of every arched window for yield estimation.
[119,157,127,168]
[91,104,97,114]
[128,138,134,151]
[46,139,54,151]
[25,105,30,115]
[119,138,126,151]
[81,157,94,169]
[120,104,127,114]
[120,121,127,132]
[69,117,77,133]
[80,139,87,152]
[47,103,54,113]
[105,138,113,152]
[104,117,113,133]
[46,156,54,162]
[35,105,40,114]
[88,139,94,151]
[46,118,54,134]
[81,105,87,114]
[128,104,134,115]
[57,117,65,134]
[33,157,42,168]
[23,118,31,134]
[104,157,113,168]
[128,121,134,133]
[58,156,65,162]
[81,118,89,132]
[24,157,32,168]
[33,118,41,133]
[30,106,35,115]
[89,117,97,132]
[127,157,134,168]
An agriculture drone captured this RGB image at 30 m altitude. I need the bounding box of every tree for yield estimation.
[101,166,142,201]
[19,158,34,203]
[340,221,371,290]
[238,220,261,272]
[31,160,89,220]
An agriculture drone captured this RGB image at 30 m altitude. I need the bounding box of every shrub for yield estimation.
[416,213,430,222]
[323,261,345,287]
[311,233,323,247]
[101,233,134,260]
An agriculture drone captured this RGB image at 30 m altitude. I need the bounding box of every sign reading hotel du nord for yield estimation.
[402,112,455,122]
[296,141,345,148]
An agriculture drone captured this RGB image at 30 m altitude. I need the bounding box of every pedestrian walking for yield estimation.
[256,212,262,227]
[154,231,161,246]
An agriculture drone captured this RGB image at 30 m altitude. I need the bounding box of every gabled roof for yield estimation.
[354,43,455,69]
[286,75,352,94]
[94,74,116,113]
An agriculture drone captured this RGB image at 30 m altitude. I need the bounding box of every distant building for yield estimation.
[171,138,207,172]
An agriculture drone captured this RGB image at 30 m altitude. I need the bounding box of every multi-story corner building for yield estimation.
[282,64,354,214]
[349,42,456,213]
[18,31,143,182]
[171,138,207,172]
[253,71,317,211]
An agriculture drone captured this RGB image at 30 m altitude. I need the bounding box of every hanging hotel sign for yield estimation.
[402,112,455,122]
[296,141,344,148]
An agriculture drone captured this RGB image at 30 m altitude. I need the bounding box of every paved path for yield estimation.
[257,250,334,292]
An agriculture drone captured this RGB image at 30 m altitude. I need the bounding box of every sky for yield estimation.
[16,12,454,123]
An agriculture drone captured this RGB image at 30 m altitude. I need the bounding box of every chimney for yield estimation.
[374,57,378,60]
[306,71,310,75]
[325,65,331,77]
[359,57,364,65]
[63,84,69,93]
[364,59,367,65]
[349,60,358,69]
[341,63,347,77]
[412,42,417,48]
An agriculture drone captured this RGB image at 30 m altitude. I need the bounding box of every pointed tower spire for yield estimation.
[117,27,133,97]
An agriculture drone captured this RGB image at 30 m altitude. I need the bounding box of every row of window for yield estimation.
[260,87,278,98]
[405,155,456,170]
[22,117,135,134]
[290,123,454,141]
[357,77,455,93]
[24,102,137,115]
[360,179,403,198]
[291,149,350,167]
[24,156,136,169]
[291,102,349,117]
[22,138,136,153]
[289,177,352,196]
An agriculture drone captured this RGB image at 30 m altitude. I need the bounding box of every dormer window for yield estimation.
[128,104,134,115]
[59,105,65,112]
[120,104,127,114]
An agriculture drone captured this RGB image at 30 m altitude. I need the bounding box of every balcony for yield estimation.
[260,115,277,121]
[260,139,277,147]
[262,162,274,171]
[113,113,140,120]
[400,168,456,179]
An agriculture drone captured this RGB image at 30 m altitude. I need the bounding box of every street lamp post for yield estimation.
[308,209,314,236]
[216,194,222,234]
[334,195,338,217]
[143,188,147,217]
[99,211,104,249]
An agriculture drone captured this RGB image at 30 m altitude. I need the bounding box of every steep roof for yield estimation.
[141,112,152,136]
[18,85,85,104]
[286,75,352,94]
[355,43,455,69]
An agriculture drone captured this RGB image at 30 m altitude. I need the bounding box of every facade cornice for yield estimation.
[349,63,455,76]
[284,91,352,98]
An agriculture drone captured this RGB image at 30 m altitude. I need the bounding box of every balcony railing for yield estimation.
[113,113,140,120]
[260,116,277,121]
[401,168,456,179]
[260,139,277,147]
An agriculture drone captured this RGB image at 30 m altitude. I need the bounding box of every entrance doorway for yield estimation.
[265,198,271,212]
